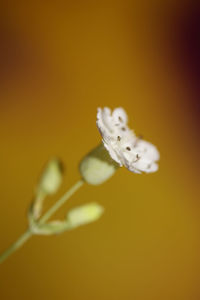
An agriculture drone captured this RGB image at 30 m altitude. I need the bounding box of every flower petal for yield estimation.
[96,107,159,174]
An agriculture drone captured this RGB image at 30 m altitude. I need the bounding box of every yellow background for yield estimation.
[0,1,199,299]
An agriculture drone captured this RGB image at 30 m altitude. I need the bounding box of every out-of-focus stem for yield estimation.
[0,179,84,264]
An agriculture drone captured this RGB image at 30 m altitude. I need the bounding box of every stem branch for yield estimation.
[0,179,84,264]
[39,179,84,224]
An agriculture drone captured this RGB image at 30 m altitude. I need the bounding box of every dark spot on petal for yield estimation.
[118,116,123,122]
[117,136,121,141]
[121,127,126,131]
[126,146,131,151]
[134,154,141,162]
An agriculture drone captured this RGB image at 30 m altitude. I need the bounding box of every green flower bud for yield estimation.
[31,158,64,219]
[79,143,119,185]
[67,203,104,228]
[37,158,64,195]
[31,220,69,235]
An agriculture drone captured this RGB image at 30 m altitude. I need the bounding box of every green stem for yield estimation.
[39,179,84,224]
[0,179,84,264]
[0,230,32,264]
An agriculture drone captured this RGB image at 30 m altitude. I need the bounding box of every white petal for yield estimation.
[146,163,159,173]
[112,107,128,124]
[135,140,160,161]
[96,107,159,174]
[103,142,122,166]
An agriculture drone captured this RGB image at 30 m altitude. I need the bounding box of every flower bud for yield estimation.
[67,203,104,228]
[79,143,119,185]
[31,220,69,235]
[37,158,64,195]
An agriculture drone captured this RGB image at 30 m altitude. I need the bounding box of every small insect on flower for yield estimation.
[96,107,160,174]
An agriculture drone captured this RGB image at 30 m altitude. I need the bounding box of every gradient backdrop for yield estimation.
[0,1,199,299]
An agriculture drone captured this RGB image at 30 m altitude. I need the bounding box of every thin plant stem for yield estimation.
[39,179,84,224]
[0,179,84,264]
[0,230,32,264]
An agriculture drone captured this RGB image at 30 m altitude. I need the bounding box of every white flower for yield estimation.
[96,107,160,174]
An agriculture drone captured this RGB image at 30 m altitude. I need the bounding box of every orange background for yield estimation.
[0,1,199,299]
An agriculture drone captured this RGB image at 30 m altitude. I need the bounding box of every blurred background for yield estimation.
[0,0,199,299]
